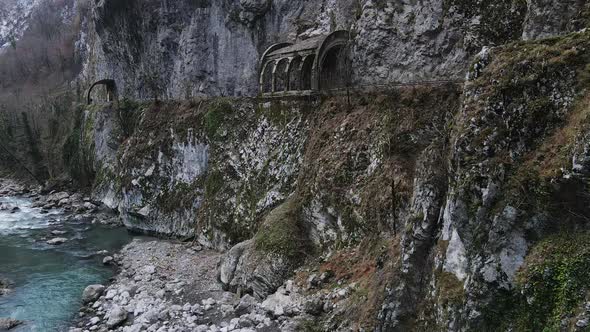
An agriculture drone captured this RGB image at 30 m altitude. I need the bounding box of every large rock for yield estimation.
[105,305,127,328]
[47,192,69,203]
[82,284,105,304]
[0,279,10,296]
[0,318,22,331]
[260,281,302,317]
[234,294,257,315]
[218,239,293,299]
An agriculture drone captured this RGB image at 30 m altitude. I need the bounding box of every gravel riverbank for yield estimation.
[69,240,290,332]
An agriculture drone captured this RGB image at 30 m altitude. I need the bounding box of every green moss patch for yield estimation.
[514,232,590,331]
[254,195,310,262]
[204,169,224,198]
[62,104,96,187]
[204,100,233,138]
[157,180,202,214]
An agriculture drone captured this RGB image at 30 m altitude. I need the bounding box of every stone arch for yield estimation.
[260,61,275,93]
[273,58,290,92]
[87,79,118,105]
[313,30,351,91]
[300,55,315,91]
[259,42,293,66]
[287,56,302,91]
[259,42,292,94]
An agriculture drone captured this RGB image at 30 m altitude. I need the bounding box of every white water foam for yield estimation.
[0,197,61,235]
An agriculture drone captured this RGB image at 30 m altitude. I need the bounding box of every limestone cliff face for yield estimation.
[77,30,590,328]
[9,0,590,331]
[78,0,588,98]
[0,0,39,48]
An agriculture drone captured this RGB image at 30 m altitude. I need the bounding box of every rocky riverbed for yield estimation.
[68,236,366,332]
[0,179,133,331]
[69,240,283,332]
[0,180,360,331]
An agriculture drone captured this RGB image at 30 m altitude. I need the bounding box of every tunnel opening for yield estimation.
[87,79,117,105]
[319,44,349,91]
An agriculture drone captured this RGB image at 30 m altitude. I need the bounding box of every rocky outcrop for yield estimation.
[0,318,22,331]
[0,0,40,48]
[78,0,589,98]
[82,284,105,304]
[219,195,309,299]
[219,239,293,300]
[81,99,309,249]
[522,0,589,40]
[375,30,590,331]
[70,28,590,329]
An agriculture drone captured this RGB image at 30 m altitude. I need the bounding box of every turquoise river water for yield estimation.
[0,196,133,331]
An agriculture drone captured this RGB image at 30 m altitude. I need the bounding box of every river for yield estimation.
[0,195,133,331]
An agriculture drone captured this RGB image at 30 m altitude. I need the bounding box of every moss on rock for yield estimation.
[254,195,310,262]
[514,232,590,331]
[204,99,233,139]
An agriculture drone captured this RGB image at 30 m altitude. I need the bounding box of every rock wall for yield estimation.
[83,98,310,249]
[78,0,589,99]
[2,0,590,330]
[378,30,590,331]
[76,28,590,328]
[0,0,39,49]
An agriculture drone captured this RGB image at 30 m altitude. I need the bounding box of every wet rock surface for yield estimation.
[0,279,10,297]
[0,317,22,331]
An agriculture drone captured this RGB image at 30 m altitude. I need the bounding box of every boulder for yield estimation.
[47,192,69,203]
[105,305,127,328]
[0,279,10,296]
[218,239,295,299]
[88,317,100,326]
[82,284,105,304]
[58,198,70,206]
[234,294,257,315]
[303,297,324,316]
[142,265,156,275]
[577,318,589,328]
[83,202,97,211]
[0,317,22,330]
[260,283,302,317]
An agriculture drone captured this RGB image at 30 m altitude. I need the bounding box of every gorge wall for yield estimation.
[74,26,590,328]
[2,0,590,331]
[78,0,590,98]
